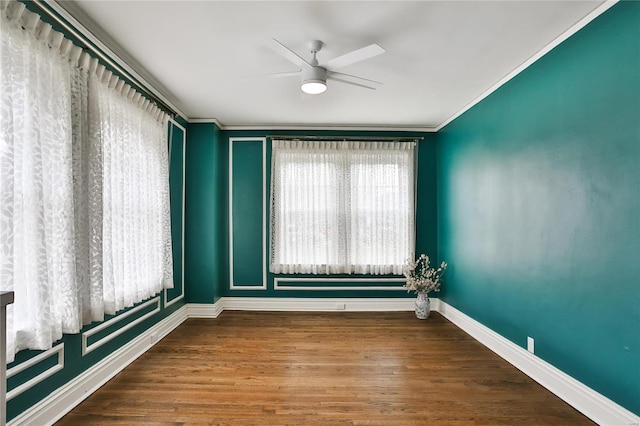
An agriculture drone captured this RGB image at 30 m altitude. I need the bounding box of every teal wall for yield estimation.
[436,1,639,415]
[6,120,188,422]
[188,130,437,299]
[184,123,226,302]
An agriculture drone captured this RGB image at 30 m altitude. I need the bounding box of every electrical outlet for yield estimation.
[527,336,535,354]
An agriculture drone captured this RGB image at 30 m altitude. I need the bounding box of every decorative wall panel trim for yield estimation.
[6,344,64,401]
[274,277,407,291]
[228,137,267,290]
[81,297,160,356]
[165,119,186,308]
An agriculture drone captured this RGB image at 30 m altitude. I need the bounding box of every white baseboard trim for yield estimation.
[187,300,224,318]
[8,305,188,426]
[437,300,639,426]
[207,296,420,314]
[185,297,419,317]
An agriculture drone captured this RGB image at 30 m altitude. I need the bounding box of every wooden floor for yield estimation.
[57,311,593,425]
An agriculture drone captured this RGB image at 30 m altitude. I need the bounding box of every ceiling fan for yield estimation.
[265,39,385,95]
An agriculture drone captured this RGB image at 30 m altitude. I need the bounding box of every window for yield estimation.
[270,140,415,275]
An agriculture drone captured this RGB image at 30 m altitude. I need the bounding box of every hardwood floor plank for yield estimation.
[56,312,593,425]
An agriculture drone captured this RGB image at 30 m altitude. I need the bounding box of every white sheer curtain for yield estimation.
[95,73,173,315]
[270,140,415,275]
[0,1,173,363]
[0,2,80,361]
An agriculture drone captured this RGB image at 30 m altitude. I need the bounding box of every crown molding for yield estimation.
[204,123,437,133]
[225,125,438,133]
[187,118,224,128]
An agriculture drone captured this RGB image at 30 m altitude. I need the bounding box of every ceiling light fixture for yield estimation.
[300,65,327,95]
[301,80,327,95]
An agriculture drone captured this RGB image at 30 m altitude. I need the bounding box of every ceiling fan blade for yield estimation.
[324,43,385,70]
[329,77,378,90]
[327,71,382,87]
[260,71,301,79]
[268,39,312,68]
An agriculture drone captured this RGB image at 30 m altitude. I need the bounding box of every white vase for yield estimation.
[415,293,430,319]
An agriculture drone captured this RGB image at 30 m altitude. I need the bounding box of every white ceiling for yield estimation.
[59,1,607,130]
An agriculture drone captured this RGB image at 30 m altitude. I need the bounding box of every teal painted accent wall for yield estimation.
[218,130,437,298]
[231,140,265,287]
[184,123,226,302]
[416,137,439,265]
[437,1,640,415]
[6,120,187,422]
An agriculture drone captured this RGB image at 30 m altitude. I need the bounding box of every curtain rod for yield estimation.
[268,135,423,142]
[29,0,178,118]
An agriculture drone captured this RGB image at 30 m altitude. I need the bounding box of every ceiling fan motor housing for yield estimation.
[302,66,327,84]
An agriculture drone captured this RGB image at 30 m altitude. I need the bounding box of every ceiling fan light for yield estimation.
[300,66,328,95]
[301,80,327,94]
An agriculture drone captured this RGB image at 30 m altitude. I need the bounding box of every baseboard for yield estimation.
[187,300,224,318]
[196,296,420,314]
[437,300,640,426]
[8,305,188,426]
[185,297,440,317]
